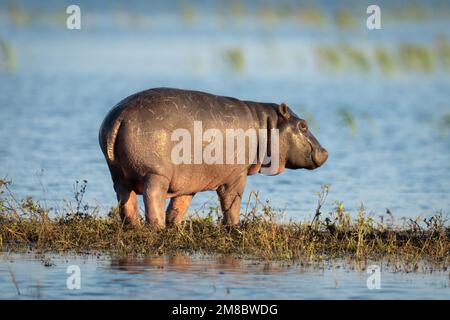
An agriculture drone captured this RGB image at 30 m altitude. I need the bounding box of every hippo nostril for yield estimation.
[313,148,328,167]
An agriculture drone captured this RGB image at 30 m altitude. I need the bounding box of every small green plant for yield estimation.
[315,46,341,72]
[5,1,33,26]
[295,7,325,26]
[298,107,319,132]
[437,111,450,138]
[229,2,246,20]
[311,184,329,225]
[344,47,370,72]
[334,9,356,29]
[399,44,433,73]
[0,39,17,73]
[375,47,395,75]
[436,36,450,71]
[73,180,89,217]
[205,205,221,224]
[338,108,357,135]
[222,48,246,73]
[179,2,197,25]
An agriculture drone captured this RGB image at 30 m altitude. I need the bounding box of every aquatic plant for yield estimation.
[375,47,395,75]
[295,7,325,26]
[229,2,246,18]
[297,107,319,132]
[315,46,341,72]
[0,39,17,73]
[5,1,34,26]
[215,1,245,25]
[258,5,280,24]
[437,111,450,138]
[442,113,450,128]
[312,41,450,75]
[399,44,433,73]
[179,2,197,25]
[113,10,148,29]
[0,179,448,271]
[222,48,246,73]
[343,47,370,72]
[435,36,450,71]
[337,108,357,135]
[73,180,89,217]
[390,4,431,21]
[334,9,356,29]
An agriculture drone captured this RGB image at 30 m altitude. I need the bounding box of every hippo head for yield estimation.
[273,103,328,171]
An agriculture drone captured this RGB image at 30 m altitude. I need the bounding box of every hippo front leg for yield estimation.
[217,173,247,226]
[166,194,194,225]
[143,174,170,228]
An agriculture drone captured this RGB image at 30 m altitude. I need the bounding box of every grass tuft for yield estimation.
[222,48,246,73]
[0,39,17,73]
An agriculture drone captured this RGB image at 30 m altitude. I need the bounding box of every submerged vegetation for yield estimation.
[0,39,16,73]
[222,48,246,73]
[314,41,450,75]
[337,108,358,135]
[438,111,450,137]
[399,44,434,73]
[375,47,396,75]
[0,180,448,271]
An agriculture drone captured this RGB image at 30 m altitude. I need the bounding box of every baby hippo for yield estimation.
[99,88,328,228]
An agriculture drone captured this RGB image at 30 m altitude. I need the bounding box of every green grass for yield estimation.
[334,9,356,29]
[315,46,341,72]
[0,39,17,73]
[436,36,450,71]
[313,41,450,75]
[338,108,357,135]
[295,7,325,26]
[5,1,34,26]
[1,179,448,271]
[222,48,246,73]
[179,1,197,25]
[399,44,434,73]
[297,107,319,132]
[343,47,370,72]
[375,47,395,75]
[438,111,450,137]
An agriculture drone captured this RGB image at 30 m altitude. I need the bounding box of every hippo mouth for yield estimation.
[307,142,319,169]
[307,153,319,169]
[309,143,328,169]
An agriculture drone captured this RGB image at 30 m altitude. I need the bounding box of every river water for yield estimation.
[0,253,449,299]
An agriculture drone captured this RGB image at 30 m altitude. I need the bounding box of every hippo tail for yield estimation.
[99,119,122,165]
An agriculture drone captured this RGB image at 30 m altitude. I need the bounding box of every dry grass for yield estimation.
[0,179,449,270]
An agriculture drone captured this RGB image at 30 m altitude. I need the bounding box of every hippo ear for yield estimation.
[278,103,291,120]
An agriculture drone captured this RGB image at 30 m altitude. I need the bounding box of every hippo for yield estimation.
[99,88,328,228]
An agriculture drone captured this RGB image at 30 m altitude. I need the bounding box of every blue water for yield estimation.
[0,254,449,299]
[0,0,450,300]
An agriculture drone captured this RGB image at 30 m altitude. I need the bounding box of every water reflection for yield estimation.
[109,255,290,275]
[0,253,448,299]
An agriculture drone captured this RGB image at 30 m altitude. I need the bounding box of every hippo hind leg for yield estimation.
[216,173,247,226]
[113,181,140,226]
[166,194,194,225]
[142,174,170,229]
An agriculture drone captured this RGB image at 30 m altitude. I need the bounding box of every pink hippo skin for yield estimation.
[99,88,328,228]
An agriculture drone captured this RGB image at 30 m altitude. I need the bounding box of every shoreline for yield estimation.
[1,180,449,271]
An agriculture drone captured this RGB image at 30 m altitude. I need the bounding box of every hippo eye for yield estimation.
[298,120,308,133]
